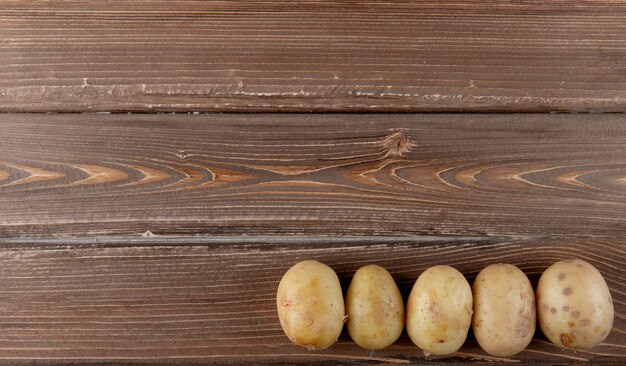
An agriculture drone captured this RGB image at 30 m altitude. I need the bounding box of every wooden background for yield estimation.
[2,0,625,112]
[0,1,625,365]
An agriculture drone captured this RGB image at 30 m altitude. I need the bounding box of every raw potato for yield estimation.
[536,259,614,349]
[276,260,345,350]
[472,264,536,357]
[406,265,473,355]
[346,265,404,350]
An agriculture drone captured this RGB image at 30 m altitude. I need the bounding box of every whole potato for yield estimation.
[276,260,345,349]
[472,264,536,357]
[406,265,473,355]
[346,265,404,350]
[536,259,613,349]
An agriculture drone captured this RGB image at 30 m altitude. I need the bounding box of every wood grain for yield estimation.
[1,1,625,113]
[0,238,623,364]
[1,113,625,239]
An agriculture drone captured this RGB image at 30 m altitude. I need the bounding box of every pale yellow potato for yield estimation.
[472,264,536,357]
[536,259,613,349]
[345,265,404,350]
[276,260,345,350]
[406,265,472,355]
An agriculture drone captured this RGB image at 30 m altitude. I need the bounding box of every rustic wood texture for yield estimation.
[3,1,625,365]
[1,113,625,239]
[1,1,625,113]
[0,238,623,364]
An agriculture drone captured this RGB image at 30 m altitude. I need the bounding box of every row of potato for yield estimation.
[276,259,614,357]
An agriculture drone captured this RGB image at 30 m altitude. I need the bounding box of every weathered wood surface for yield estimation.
[1,113,625,239]
[1,0,625,113]
[1,113,624,363]
[0,238,623,364]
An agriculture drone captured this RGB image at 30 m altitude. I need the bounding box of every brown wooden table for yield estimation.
[0,1,624,364]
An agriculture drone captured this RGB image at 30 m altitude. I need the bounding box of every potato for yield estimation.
[536,259,613,349]
[345,265,404,350]
[472,264,536,357]
[406,265,473,355]
[276,260,345,350]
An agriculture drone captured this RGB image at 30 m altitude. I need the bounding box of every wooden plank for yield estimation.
[1,1,625,113]
[0,238,623,364]
[1,113,625,239]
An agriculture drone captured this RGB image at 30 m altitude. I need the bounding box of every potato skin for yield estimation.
[346,265,404,350]
[406,265,473,355]
[276,260,345,350]
[536,259,613,349]
[472,264,536,357]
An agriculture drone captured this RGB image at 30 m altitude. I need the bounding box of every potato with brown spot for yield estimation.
[276,260,345,350]
[537,259,613,349]
[472,264,535,357]
[406,265,473,355]
[345,265,404,350]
